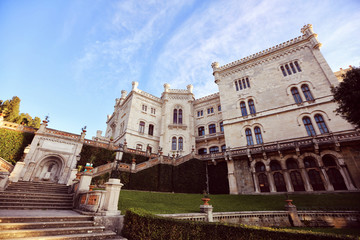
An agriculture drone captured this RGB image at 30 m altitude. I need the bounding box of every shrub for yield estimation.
[0,128,34,164]
[122,208,354,240]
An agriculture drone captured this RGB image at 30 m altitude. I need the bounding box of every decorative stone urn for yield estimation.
[285,199,293,206]
[201,197,211,205]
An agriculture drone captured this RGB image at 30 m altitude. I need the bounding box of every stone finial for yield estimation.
[132,81,139,90]
[121,90,127,99]
[187,84,193,93]
[211,62,219,71]
[301,24,313,35]
[164,83,170,92]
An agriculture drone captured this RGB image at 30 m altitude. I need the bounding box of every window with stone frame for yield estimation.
[234,77,250,91]
[198,126,205,136]
[302,116,316,136]
[280,61,302,77]
[209,124,216,134]
[314,114,329,134]
[171,137,177,150]
[291,87,303,104]
[254,126,263,144]
[148,124,154,136]
[139,121,145,133]
[301,84,314,101]
[245,128,254,145]
[248,99,256,114]
[209,146,219,153]
[178,137,183,150]
[240,101,248,116]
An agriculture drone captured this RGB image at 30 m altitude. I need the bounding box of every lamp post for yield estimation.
[110,144,124,178]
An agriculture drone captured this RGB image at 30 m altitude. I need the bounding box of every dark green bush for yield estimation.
[79,144,116,167]
[0,128,34,164]
[122,208,354,240]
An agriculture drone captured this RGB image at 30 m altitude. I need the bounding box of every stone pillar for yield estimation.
[300,169,312,192]
[9,161,25,183]
[285,200,303,227]
[339,166,356,190]
[283,171,294,192]
[200,205,213,222]
[67,169,78,186]
[252,171,260,193]
[320,167,334,191]
[265,166,276,192]
[0,171,10,191]
[103,178,123,216]
[77,172,92,193]
[226,160,238,194]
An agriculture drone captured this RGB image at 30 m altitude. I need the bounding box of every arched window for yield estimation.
[136,144,143,150]
[289,62,297,73]
[221,145,226,152]
[198,126,205,136]
[220,122,224,132]
[139,121,145,133]
[273,172,287,192]
[178,109,183,124]
[322,155,337,167]
[245,128,254,145]
[301,84,314,101]
[209,124,216,134]
[209,146,219,153]
[248,99,256,114]
[291,87,302,104]
[258,173,270,192]
[327,168,347,190]
[178,137,183,150]
[314,114,329,134]
[285,64,292,75]
[286,158,299,169]
[302,117,316,136]
[270,161,282,171]
[240,101,248,116]
[173,109,177,124]
[308,169,325,191]
[254,127,263,144]
[148,124,154,136]
[171,137,177,150]
[303,157,317,168]
[198,148,207,155]
[255,162,266,173]
[290,171,305,191]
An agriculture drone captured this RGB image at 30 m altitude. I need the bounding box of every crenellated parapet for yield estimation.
[194,92,220,104]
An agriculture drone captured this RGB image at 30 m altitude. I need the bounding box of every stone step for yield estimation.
[0,205,73,210]
[6,187,69,193]
[0,191,73,197]
[0,221,95,230]
[9,181,69,187]
[0,216,93,223]
[0,194,73,201]
[0,201,72,206]
[0,226,106,239]
[6,230,117,240]
[0,198,73,204]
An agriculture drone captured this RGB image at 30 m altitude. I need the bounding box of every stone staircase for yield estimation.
[0,181,124,239]
[0,215,118,239]
[0,181,73,210]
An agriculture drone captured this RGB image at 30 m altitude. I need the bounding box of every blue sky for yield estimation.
[1,0,359,138]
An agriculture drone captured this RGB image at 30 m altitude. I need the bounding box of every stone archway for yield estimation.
[33,156,64,183]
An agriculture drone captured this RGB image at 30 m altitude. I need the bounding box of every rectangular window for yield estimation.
[218,105,221,111]
[235,81,239,91]
[242,79,246,89]
[246,78,250,88]
[142,105,147,112]
[239,80,243,90]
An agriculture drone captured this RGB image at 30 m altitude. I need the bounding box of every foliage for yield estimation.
[122,208,353,240]
[208,161,229,194]
[332,67,360,128]
[0,128,34,164]
[78,144,116,167]
[118,191,360,214]
[121,152,149,164]
[0,96,41,128]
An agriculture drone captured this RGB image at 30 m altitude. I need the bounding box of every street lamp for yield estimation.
[110,143,124,178]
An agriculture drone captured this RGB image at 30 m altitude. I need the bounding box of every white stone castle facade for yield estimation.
[103,24,360,194]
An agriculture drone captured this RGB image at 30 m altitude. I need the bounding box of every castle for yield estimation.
[2,24,359,195]
[102,24,360,194]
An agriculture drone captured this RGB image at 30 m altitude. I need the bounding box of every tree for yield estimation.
[332,67,360,128]
[2,96,20,122]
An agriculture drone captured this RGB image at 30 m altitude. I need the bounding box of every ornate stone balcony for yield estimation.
[197,130,360,160]
[195,132,224,142]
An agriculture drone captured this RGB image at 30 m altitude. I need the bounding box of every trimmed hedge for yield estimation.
[122,208,354,240]
[0,128,34,164]
[208,161,229,194]
[122,159,207,193]
[79,144,116,167]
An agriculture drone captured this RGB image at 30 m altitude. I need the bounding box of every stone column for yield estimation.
[67,169,78,186]
[9,161,25,183]
[285,200,303,227]
[103,178,124,216]
[226,160,238,194]
[283,171,294,192]
[339,166,356,190]
[0,171,9,190]
[77,172,92,193]
[252,171,260,193]
[265,166,276,192]
[300,169,312,192]
[320,167,334,191]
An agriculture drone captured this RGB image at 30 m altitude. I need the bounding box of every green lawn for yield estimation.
[118,190,360,214]
[279,227,360,238]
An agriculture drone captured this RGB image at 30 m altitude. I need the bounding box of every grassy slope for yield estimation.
[118,190,360,214]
